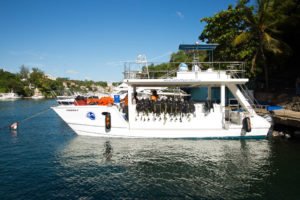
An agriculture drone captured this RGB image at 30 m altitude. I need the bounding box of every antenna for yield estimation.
[136,54,149,78]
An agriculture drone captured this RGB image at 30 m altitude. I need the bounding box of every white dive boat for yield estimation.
[0,92,21,100]
[52,44,271,139]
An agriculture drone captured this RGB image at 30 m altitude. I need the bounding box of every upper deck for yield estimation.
[123,61,248,87]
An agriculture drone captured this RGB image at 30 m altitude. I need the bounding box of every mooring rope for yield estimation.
[19,108,51,123]
[0,108,51,130]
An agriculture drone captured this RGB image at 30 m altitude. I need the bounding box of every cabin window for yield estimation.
[186,86,235,104]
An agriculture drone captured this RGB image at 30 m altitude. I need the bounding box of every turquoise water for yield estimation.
[1,100,300,199]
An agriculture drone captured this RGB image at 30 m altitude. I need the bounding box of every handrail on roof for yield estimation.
[123,61,245,80]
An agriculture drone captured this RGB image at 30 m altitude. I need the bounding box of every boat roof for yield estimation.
[124,78,248,87]
[179,43,218,51]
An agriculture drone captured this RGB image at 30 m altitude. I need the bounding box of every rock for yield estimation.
[273,93,289,104]
[255,91,300,112]
[292,96,300,102]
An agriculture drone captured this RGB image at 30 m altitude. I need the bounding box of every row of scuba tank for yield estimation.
[136,99,196,115]
[135,99,196,123]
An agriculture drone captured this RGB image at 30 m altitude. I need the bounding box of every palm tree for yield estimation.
[233,0,287,89]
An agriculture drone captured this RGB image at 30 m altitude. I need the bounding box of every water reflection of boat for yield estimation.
[52,43,271,139]
[55,137,273,199]
[58,137,271,171]
[103,141,113,161]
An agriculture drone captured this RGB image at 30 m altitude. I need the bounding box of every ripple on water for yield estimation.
[50,137,271,199]
[1,100,300,199]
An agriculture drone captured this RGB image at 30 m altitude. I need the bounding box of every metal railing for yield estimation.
[228,72,268,114]
[124,61,246,79]
[50,90,109,100]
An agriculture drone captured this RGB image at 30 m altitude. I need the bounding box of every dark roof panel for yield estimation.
[179,43,218,51]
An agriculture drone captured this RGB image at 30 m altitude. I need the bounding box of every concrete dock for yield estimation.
[272,109,300,128]
[254,108,300,128]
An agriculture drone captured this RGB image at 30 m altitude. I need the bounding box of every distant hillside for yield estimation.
[0,67,108,97]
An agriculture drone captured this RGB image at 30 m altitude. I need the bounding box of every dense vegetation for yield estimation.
[199,0,300,90]
[0,66,108,97]
[146,0,299,91]
[0,69,24,94]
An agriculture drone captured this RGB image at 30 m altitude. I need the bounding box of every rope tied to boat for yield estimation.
[0,108,52,131]
[19,108,51,124]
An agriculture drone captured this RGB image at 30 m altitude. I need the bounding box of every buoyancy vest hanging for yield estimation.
[98,97,114,106]
[151,95,159,102]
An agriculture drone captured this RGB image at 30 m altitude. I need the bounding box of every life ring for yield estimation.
[243,117,251,132]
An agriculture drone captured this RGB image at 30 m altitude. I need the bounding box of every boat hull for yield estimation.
[52,105,271,139]
[72,124,269,139]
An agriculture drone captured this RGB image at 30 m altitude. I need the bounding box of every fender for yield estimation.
[243,117,251,132]
[102,112,111,132]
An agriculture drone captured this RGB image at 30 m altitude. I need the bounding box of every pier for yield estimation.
[272,109,300,128]
[255,107,300,129]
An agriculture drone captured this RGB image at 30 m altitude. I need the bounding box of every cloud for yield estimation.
[66,70,79,75]
[9,50,46,60]
[176,11,184,19]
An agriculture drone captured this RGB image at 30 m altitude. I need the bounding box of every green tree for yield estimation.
[96,81,107,88]
[267,0,300,88]
[32,67,43,73]
[199,0,256,74]
[24,87,34,97]
[233,0,289,89]
[112,82,121,87]
[170,50,192,63]
[29,68,45,89]
[0,69,25,94]
[19,65,30,79]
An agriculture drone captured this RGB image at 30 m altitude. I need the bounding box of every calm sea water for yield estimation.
[0,100,300,200]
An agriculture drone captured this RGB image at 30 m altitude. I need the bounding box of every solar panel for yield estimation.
[179,44,218,51]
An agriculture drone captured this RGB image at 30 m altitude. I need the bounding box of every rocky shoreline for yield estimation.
[255,91,300,112]
[255,91,300,138]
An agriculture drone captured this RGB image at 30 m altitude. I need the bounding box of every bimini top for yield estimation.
[179,43,218,51]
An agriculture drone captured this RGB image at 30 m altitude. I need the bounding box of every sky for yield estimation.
[0,0,240,82]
